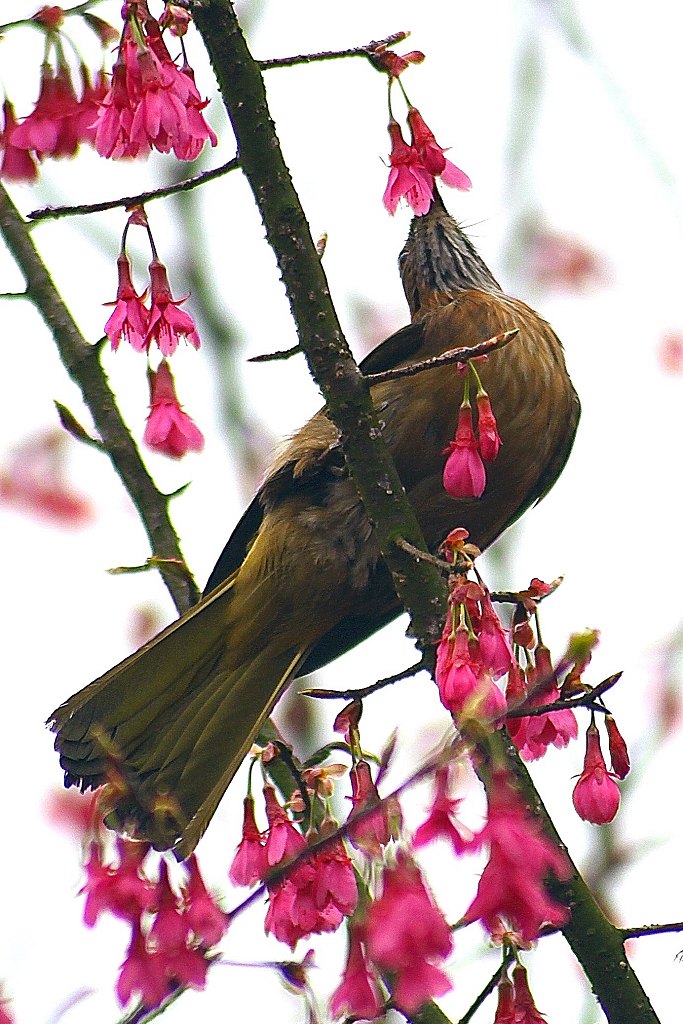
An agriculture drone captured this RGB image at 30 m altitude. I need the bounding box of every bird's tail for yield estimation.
[48,577,308,858]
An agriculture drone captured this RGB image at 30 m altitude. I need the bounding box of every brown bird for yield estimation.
[49,196,580,858]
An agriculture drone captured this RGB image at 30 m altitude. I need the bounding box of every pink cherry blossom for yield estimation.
[509,964,547,1024]
[476,391,501,461]
[93,15,216,161]
[145,259,201,355]
[413,765,475,853]
[183,854,227,947]
[507,646,577,760]
[229,796,267,887]
[263,786,307,867]
[329,926,383,1021]
[0,100,38,182]
[150,860,190,954]
[365,853,452,1014]
[407,107,472,190]
[347,760,394,857]
[605,715,630,779]
[443,403,486,498]
[383,120,434,216]
[117,922,170,1009]
[265,839,358,949]
[572,725,621,825]
[81,837,156,927]
[143,360,204,459]
[463,771,570,942]
[104,252,149,351]
[11,64,82,160]
[477,593,513,680]
[436,619,506,721]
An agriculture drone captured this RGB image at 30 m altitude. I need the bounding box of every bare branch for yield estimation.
[257,31,409,70]
[27,158,240,223]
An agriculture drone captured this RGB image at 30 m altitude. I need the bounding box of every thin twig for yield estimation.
[394,536,454,572]
[27,158,240,222]
[300,658,428,701]
[457,953,515,1024]
[364,329,519,385]
[620,922,683,940]
[248,343,303,363]
[257,31,409,70]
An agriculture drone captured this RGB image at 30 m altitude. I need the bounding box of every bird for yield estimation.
[49,194,580,859]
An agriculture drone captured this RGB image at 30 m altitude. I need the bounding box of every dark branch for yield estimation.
[257,31,409,70]
[365,329,519,384]
[27,158,239,222]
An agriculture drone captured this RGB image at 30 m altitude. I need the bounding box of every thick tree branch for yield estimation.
[0,183,198,614]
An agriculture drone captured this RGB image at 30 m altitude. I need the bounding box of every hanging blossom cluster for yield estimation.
[80,829,226,1011]
[370,46,471,216]
[104,207,204,459]
[0,2,216,182]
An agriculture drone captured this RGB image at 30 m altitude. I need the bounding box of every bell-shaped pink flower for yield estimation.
[330,926,383,1021]
[143,360,204,459]
[104,253,149,351]
[476,391,501,461]
[229,796,267,887]
[1,100,38,182]
[365,852,452,1014]
[413,765,475,853]
[463,770,570,942]
[347,760,394,857]
[605,715,630,779]
[146,259,200,355]
[183,853,227,947]
[116,922,170,1010]
[443,403,486,498]
[383,120,434,217]
[572,724,621,825]
[407,107,472,190]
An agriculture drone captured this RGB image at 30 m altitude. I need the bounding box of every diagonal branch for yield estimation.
[0,183,199,615]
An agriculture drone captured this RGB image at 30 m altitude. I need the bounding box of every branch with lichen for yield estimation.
[0,183,199,615]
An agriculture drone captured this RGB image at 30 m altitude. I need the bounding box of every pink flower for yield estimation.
[1,100,38,182]
[265,839,358,949]
[463,771,570,942]
[659,331,683,374]
[11,64,83,159]
[347,760,395,857]
[507,647,577,760]
[94,14,216,161]
[383,120,434,216]
[143,360,204,459]
[330,926,383,1021]
[493,976,515,1024]
[368,46,425,78]
[229,796,267,887]
[81,837,156,927]
[572,724,621,825]
[413,766,474,854]
[150,860,190,955]
[477,593,513,680]
[146,259,201,355]
[476,392,501,461]
[436,618,506,721]
[509,964,547,1024]
[104,253,149,351]
[74,65,109,147]
[263,786,307,867]
[0,428,94,527]
[183,854,227,947]
[527,225,607,291]
[605,716,630,779]
[117,922,170,1010]
[407,107,472,190]
[443,403,486,498]
[365,853,452,1014]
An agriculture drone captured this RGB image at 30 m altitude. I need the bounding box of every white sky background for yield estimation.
[1,0,683,1022]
